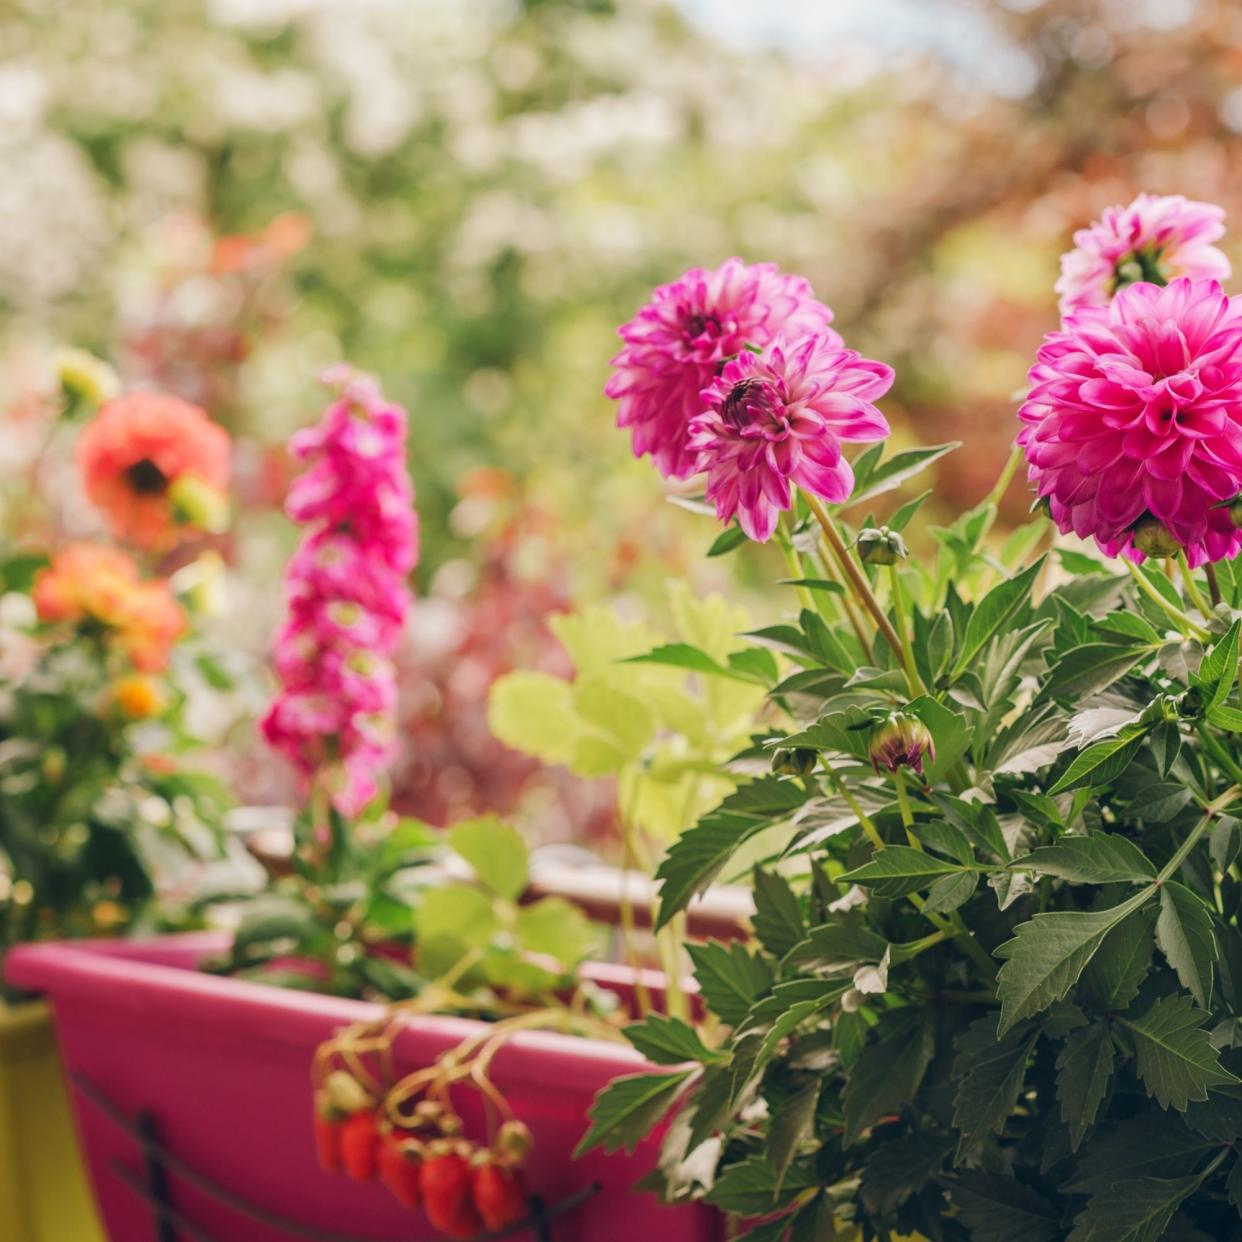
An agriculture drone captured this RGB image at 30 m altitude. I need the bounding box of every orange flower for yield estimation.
[110,674,167,719]
[76,392,231,549]
[33,544,187,672]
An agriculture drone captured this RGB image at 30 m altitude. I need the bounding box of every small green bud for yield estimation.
[1131,514,1180,559]
[773,748,817,778]
[168,475,230,534]
[856,526,908,566]
[55,348,119,411]
[869,712,935,777]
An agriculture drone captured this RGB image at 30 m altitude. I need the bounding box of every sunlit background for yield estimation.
[3,0,1240,830]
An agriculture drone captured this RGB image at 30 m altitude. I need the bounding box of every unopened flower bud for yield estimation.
[869,712,935,777]
[324,1070,371,1115]
[168,475,230,535]
[856,526,908,566]
[495,1120,532,1164]
[1131,514,1180,559]
[56,348,119,411]
[772,748,817,778]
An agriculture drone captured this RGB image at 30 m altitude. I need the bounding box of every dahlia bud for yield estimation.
[772,748,817,778]
[55,348,119,412]
[169,475,230,535]
[1131,514,1180,559]
[869,712,935,777]
[856,526,908,566]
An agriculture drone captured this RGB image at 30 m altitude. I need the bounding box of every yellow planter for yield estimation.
[0,1000,105,1242]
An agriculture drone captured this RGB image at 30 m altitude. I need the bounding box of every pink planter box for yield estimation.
[6,934,722,1242]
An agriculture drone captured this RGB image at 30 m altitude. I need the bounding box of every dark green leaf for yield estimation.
[922,870,980,914]
[1157,882,1218,1009]
[1196,618,1241,710]
[573,1069,697,1156]
[859,1133,953,1216]
[839,845,971,898]
[1123,994,1238,1111]
[1045,644,1146,698]
[842,441,959,509]
[1062,1117,1218,1193]
[1050,726,1149,795]
[1014,835,1156,885]
[687,940,774,1027]
[1057,1021,1116,1151]
[1080,904,1158,1011]
[1066,1173,1202,1242]
[952,558,1045,679]
[843,1011,934,1145]
[707,524,748,557]
[624,1014,722,1066]
[752,867,805,959]
[781,924,890,975]
[768,1078,819,1194]
[704,1154,817,1215]
[952,1016,1039,1160]
[951,1171,1061,1242]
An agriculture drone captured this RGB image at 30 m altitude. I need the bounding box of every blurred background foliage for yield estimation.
[4,0,1242,826]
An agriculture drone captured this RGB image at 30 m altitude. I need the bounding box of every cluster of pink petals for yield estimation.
[689,336,893,542]
[606,258,838,480]
[1019,277,1242,567]
[261,365,418,814]
[1056,193,1230,316]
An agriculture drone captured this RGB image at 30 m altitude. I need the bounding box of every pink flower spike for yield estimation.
[1019,277,1242,568]
[606,258,839,480]
[1056,193,1230,315]
[690,334,893,543]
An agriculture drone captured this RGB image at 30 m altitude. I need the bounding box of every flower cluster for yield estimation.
[1055,193,1230,315]
[607,259,893,540]
[261,366,417,815]
[1021,274,1242,567]
[76,390,232,549]
[33,543,186,672]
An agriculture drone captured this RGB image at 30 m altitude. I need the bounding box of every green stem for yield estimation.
[1122,558,1210,641]
[983,444,1024,518]
[1205,561,1223,608]
[887,563,923,701]
[1164,787,1242,882]
[893,768,918,847]
[1198,725,1242,790]
[805,492,920,690]
[1176,550,1212,617]
[819,755,883,851]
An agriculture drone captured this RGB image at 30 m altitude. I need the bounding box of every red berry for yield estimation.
[312,1113,343,1174]
[340,1110,380,1181]
[422,1150,480,1238]
[378,1133,423,1209]
[472,1163,527,1231]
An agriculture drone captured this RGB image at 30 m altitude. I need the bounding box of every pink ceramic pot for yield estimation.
[6,934,722,1242]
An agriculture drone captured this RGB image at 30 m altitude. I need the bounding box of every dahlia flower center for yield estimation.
[720,377,788,436]
[684,312,723,344]
[124,458,169,496]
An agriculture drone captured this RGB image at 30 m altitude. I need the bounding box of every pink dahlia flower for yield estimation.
[1056,193,1230,315]
[606,259,839,480]
[261,366,417,815]
[689,335,893,542]
[1019,277,1242,567]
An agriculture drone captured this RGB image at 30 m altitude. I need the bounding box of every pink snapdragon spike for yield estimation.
[689,335,893,542]
[1056,193,1230,315]
[605,258,838,480]
[261,365,418,815]
[1018,277,1242,567]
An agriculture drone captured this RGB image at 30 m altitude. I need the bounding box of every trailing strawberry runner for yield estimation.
[577,212,1242,1239]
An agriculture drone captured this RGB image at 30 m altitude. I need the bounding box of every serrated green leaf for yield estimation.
[1062,1117,1218,1193]
[1045,643,1146,699]
[1123,994,1238,1111]
[1057,1020,1116,1151]
[1014,834,1156,885]
[1157,882,1218,1009]
[842,441,959,509]
[951,1171,1060,1242]
[687,940,774,1027]
[995,893,1153,1034]
[448,816,528,900]
[1050,726,1149,794]
[623,1014,722,1066]
[952,558,1045,679]
[843,1011,934,1145]
[839,845,972,898]
[782,923,890,975]
[922,870,980,914]
[1197,617,1241,710]
[768,1078,819,1194]
[1066,1173,1202,1242]
[952,1016,1039,1160]
[655,779,807,929]
[624,642,764,685]
[1080,904,1159,1011]
[859,1133,953,1217]
[909,694,970,784]
[513,897,598,969]
[751,867,805,959]
[703,1154,817,1215]
[573,1069,697,1157]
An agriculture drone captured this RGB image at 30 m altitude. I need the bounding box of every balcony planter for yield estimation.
[5,932,724,1242]
[0,997,106,1242]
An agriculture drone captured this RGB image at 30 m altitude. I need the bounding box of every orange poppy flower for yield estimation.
[76,391,231,549]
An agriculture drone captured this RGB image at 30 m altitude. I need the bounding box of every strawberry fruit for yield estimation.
[472,1162,527,1232]
[378,1132,423,1209]
[422,1146,481,1238]
[340,1110,380,1181]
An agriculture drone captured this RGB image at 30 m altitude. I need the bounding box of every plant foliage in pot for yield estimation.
[578,202,1242,1241]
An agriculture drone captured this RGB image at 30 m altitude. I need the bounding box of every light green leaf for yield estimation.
[1209,704,1242,732]
[514,896,597,969]
[448,816,528,901]
[550,607,661,674]
[1013,834,1156,885]
[1123,994,1238,1111]
[995,893,1152,1034]
[487,670,577,766]
[1050,725,1149,794]
[1157,882,1218,1009]
[573,676,655,762]
[842,441,960,510]
[414,884,500,952]
[574,1069,697,1156]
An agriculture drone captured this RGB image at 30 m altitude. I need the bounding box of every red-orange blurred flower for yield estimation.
[33,544,186,671]
[76,392,231,549]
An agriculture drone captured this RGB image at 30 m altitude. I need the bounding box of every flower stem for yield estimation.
[804,492,921,694]
[983,444,1024,518]
[1122,557,1210,641]
[819,754,883,850]
[887,564,923,701]
[1176,550,1212,617]
[1205,561,1223,607]
[893,768,919,848]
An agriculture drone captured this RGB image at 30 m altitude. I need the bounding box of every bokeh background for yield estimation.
[4,0,1240,832]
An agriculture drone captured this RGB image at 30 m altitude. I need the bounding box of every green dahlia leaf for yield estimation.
[1057,1020,1117,1151]
[1156,881,1218,1009]
[951,1171,1061,1242]
[952,557,1045,679]
[951,1015,1039,1161]
[1014,834,1156,885]
[859,1132,953,1217]
[843,1010,934,1145]
[1050,725,1148,794]
[751,866,805,959]
[686,940,774,1027]
[767,1077,819,1194]
[839,845,972,898]
[1124,994,1238,1111]
[1066,1173,1203,1242]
